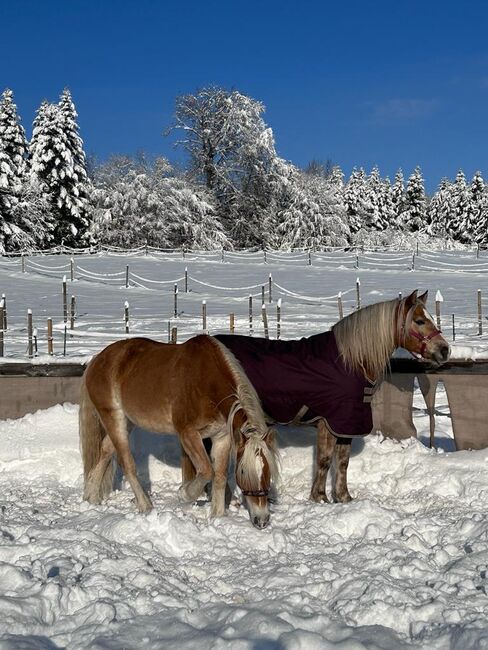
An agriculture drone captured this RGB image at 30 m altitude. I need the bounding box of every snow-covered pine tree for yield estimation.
[365,166,389,230]
[380,176,395,230]
[426,178,452,237]
[448,170,471,242]
[29,93,90,246]
[401,166,426,231]
[344,168,368,233]
[0,89,27,180]
[391,169,405,227]
[328,165,345,189]
[468,172,488,245]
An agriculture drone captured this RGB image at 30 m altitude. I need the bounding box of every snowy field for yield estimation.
[2,249,488,648]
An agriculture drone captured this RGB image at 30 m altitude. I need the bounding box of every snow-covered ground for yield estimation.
[2,249,488,648]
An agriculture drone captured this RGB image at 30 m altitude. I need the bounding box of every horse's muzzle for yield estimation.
[253,513,270,529]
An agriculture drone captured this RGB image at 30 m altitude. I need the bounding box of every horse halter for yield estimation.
[240,488,269,497]
[398,300,442,358]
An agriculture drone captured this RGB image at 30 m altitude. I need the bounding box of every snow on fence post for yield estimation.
[125,265,129,289]
[184,267,188,293]
[478,289,483,336]
[248,295,253,335]
[276,298,281,339]
[0,299,4,357]
[268,274,272,303]
[398,291,402,300]
[70,295,76,332]
[21,253,25,273]
[174,284,178,318]
[47,318,53,355]
[27,309,33,359]
[261,304,269,339]
[435,290,443,330]
[356,278,361,310]
[62,276,67,324]
[70,257,75,282]
[202,300,207,333]
[124,301,130,334]
[171,327,178,344]
[452,314,456,341]
[1,293,6,329]
[229,313,235,334]
[337,292,343,320]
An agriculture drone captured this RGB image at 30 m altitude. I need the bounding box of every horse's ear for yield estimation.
[405,290,418,308]
[418,290,428,305]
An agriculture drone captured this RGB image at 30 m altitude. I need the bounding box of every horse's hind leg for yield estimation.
[332,438,353,503]
[178,429,213,502]
[97,407,153,513]
[84,434,116,504]
[310,419,336,503]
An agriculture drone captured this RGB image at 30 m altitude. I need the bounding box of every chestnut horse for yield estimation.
[79,335,279,528]
[208,290,450,504]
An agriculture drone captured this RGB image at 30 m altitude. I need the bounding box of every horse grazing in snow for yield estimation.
[209,289,450,504]
[79,335,279,529]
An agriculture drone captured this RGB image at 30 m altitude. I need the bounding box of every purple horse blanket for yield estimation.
[215,332,375,438]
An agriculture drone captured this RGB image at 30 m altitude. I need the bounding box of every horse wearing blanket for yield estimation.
[209,290,450,503]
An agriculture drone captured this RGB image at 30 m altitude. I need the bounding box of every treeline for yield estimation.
[0,86,487,253]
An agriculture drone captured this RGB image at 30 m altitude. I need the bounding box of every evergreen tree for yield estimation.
[448,170,471,242]
[344,168,368,233]
[0,89,27,179]
[401,166,426,231]
[29,92,90,246]
[468,172,487,244]
[426,178,452,236]
[391,169,405,226]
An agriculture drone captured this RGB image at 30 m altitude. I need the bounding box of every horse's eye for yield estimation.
[415,319,425,325]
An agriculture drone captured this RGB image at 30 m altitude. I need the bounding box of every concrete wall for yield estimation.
[0,376,83,420]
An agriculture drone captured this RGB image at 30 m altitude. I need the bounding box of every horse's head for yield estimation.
[234,425,279,530]
[399,290,450,367]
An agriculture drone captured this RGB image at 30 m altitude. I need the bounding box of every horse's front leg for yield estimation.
[332,437,353,503]
[178,429,213,502]
[310,419,336,503]
[209,431,231,518]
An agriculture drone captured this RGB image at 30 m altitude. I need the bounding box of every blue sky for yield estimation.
[1,0,488,191]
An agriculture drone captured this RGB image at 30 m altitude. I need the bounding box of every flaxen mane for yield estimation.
[333,297,413,379]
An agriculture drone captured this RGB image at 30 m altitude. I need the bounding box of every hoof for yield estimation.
[333,492,353,503]
[309,491,329,503]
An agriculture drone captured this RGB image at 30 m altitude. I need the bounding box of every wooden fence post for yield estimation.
[171,326,178,344]
[167,321,171,342]
[262,304,269,339]
[125,265,129,288]
[263,249,267,264]
[411,253,416,270]
[221,249,225,263]
[33,328,38,356]
[356,278,361,310]
[356,253,359,270]
[337,292,343,320]
[268,274,272,303]
[1,293,6,329]
[27,309,33,359]
[248,295,253,335]
[308,251,312,266]
[47,317,53,355]
[202,300,207,333]
[62,275,67,324]
[70,295,76,331]
[0,299,4,357]
[478,289,483,336]
[21,253,25,273]
[184,267,188,293]
[174,284,178,318]
[435,290,443,330]
[229,312,235,334]
[276,298,281,339]
[124,301,129,333]
[452,314,456,341]
[261,285,265,306]
[70,257,75,282]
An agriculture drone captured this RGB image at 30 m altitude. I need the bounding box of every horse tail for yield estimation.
[79,373,114,500]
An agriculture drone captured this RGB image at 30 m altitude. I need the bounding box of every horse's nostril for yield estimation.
[440,345,449,360]
[253,515,270,529]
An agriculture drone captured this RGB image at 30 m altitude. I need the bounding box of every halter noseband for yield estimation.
[241,488,270,497]
[408,326,443,358]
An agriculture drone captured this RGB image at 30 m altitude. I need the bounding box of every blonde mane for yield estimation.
[332,297,408,379]
[209,337,280,483]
